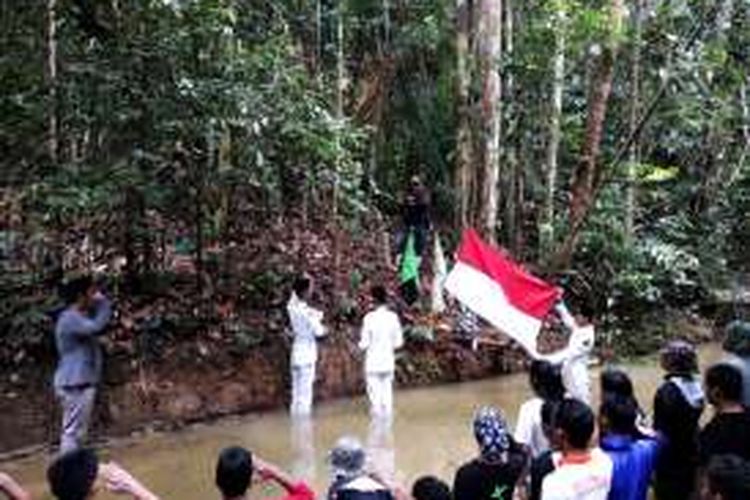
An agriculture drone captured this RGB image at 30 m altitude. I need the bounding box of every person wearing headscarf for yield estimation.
[327,437,394,500]
[453,407,528,500]
[722,321,750,408]
[652,340,705,500]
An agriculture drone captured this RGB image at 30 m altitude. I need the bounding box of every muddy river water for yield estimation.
[2,343,724,499]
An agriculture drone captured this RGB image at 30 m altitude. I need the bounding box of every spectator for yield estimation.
[53,276,112,453]
[411,476,451,500]
[722,321,750,408]
[515,360,565,457]
[47,448,159,500]
[540,398,613,500]
[454,406,528,500]
[599,395,660,500]
[653,339,705,500]
[699,364,750,465]
[704,455,750,500]
[327,436,394,500]
[359,285,404,416]
[0,472,30,500]
[600,368,648,432]
[215,446,315,500]
[529,400,561,500]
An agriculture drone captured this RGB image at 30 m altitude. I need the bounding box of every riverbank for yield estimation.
[0,308,717,458]
[0,321,529,457]
[1,343,725,499]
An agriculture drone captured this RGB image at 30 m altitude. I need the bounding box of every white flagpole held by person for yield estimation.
[431,233,448,314]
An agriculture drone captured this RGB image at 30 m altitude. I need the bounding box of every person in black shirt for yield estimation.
[453,406,528,500]
[652,340,705,500]
[401,176,430,257]
[705,454,750,500]
[700,363,750,465]
[529,400,560,500]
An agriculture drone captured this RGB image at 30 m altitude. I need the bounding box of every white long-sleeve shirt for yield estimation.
[287,293,326,367]
[359,306,404,374]
[534,303,595,404]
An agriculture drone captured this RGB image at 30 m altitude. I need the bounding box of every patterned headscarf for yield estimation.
[473,406,511,463]
[660,339,699,376]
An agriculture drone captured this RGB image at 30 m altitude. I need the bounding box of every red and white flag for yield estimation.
[445,229,561,354]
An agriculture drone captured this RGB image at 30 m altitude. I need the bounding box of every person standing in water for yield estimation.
[53,275,112,453]
[652,340,705,500]
[359,285,404,417]
[287,275,327,415]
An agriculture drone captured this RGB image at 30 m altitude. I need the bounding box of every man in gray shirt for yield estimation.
[54,276,112,453]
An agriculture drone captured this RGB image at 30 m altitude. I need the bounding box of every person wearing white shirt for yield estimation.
[514,360,565,458]
[359,285,404,416]
[534,303,595,405]
[287,276,327,415]
[541,399,612,500]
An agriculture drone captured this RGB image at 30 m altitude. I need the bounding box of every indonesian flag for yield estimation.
[445,229,562,355]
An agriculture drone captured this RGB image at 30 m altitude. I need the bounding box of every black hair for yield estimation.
[293,275,311,297]
[541,400,559,427]
[529,360,565,402]
[216,446,253,499]
[707,454,750,500]
[600,368,634,399]
[706,363,744,403]
[60,276,94,305]
[371,285,388,305]
[47,448,99,500]
[600,394,638,435]
[412,476,452,500]
[556,398,595,450]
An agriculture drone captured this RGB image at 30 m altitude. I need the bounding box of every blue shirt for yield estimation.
[53,298,112,388]
[600,434,660,500]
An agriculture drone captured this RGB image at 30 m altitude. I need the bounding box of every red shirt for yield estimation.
[260,481,316,500]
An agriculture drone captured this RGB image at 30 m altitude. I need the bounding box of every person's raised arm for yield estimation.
[0,472,31,500]
[99,462,159,500]
[71,295,112,338]
[254,457,314,499]
[308,305,326,339]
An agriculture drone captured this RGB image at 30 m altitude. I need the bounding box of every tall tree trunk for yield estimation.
[477,0,502,243]
[316,0,322,72]
[332,0,345,291]
[541,6,566,254]
[502,0,517,251]
[333,0,345,220]
[46,0,58,164]
[553,0,624,267]
[625,0,642,242]
[456,0,474,228]
[383,0,391,52]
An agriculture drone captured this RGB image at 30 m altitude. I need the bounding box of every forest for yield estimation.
[1,0,749,371]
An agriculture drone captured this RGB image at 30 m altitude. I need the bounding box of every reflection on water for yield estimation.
[367,416,395,483]
[1,343,724,499]
[290,416,315,482]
